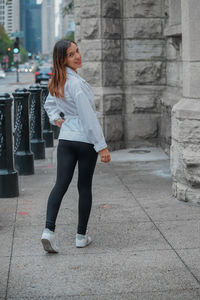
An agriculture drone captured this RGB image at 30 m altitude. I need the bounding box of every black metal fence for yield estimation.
[0,84,57,198]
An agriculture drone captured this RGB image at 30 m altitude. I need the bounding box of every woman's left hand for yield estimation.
[54,118,65,128]
[99,148,111,163]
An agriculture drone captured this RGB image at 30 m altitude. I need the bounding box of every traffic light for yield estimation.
[13,37,20,54]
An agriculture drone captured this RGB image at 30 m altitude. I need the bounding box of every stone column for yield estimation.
[123,0,165,148]
[171,0,200,203]
[74,0,124,150]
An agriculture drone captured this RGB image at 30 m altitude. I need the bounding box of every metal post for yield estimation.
[13,88,34,175]
[40,83,54,147]
[16,61,19,83]
[29,84,45,159]
[0,93,19,198]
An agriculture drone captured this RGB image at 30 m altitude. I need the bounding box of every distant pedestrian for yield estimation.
[41,39,111,253]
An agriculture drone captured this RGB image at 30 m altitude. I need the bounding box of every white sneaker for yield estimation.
[76,233,92,248]
[41,228,59,253]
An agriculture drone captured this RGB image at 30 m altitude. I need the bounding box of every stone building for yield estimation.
[74,0,200,204]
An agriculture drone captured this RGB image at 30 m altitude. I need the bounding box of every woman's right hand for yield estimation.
[54,118,65,128]
[99,148,111,163]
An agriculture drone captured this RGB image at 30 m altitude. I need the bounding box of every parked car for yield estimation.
[0,70,6,79]
[35,66,52,83]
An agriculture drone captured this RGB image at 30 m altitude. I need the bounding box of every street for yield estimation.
[0,71,35,95]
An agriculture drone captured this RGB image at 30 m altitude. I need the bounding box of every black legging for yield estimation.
[45,139,98,234]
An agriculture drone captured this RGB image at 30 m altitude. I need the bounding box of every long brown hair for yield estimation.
[48,39,77,98]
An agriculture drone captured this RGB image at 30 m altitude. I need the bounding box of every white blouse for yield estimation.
[44,67,107,152]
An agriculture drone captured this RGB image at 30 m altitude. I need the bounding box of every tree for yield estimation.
[0,25,28,68]
[0,25,12,62]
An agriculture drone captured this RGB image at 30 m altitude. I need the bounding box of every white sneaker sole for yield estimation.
[76,238,92,248]
[41,238,58,253]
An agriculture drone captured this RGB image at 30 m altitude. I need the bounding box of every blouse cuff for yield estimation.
[49,113,61,125]
[94,142,107,153]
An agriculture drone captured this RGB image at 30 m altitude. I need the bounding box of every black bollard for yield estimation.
[52,112,64,139]
[0,93,19,197]
[13,88,34,175]
[40,83,54,147]
[29,84,45,159]
[52,124,60,139]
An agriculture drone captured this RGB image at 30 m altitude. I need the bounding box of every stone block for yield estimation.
[166,62,182,87]
[102,39,122,61]
[170,141,187,185]
[102,62,123,86]
[166,38,179,60]
[74,5,81,25]
[168,0,181,26]
[172,98,200,121]
[80,40,102,61]
[94,94,102,112]
[74,0,81,8]
[160,105,172,150]
[102,18,122,39]
[124,40,165,60]
[124,61,165,85]
[79,62,101,86]
[103,94,123,114]
[125,93,157,113]
[124,0,163,18]
[93,86,123,113]
[104,114,123,142]
[124,19,163,39]
[182,149,200,187]
[80,18,100,39]
[175,182,200,203]
[183,62,200,98]
[172,118,200,144]
[74,25,81,43]
[125,113,159,141]
[182,0,200,61]
[80,0,100,18]
[102,0,121,17]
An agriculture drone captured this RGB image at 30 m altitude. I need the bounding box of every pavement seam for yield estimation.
[5,287,200,299]
[112,165,200,287]
[4,192,20,300]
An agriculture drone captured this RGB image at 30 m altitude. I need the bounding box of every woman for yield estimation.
[41,39,111,253]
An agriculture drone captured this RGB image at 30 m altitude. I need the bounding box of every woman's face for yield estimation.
[65,43,82,72]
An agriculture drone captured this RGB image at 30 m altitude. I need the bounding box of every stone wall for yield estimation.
[74,0,183,153]
[123,0,165,148]
[171,0,200,204]
[160,0,182,154]
[74,0,124,151]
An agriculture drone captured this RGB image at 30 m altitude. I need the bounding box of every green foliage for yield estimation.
[0,25,12,61]
[19,47,28,63]
[64,32,74,41]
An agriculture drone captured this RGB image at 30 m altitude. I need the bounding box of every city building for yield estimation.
[0,0,20,37]
[41,0,55,55]
[20,0,41,54]
[74,0,200,204]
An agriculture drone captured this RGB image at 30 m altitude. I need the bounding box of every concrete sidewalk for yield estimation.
[1,143,200,300]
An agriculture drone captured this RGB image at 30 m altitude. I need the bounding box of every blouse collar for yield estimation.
[67,67,79,77]
[66,67,86,82]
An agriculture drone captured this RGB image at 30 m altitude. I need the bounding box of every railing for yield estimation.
[0,83,57,198]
